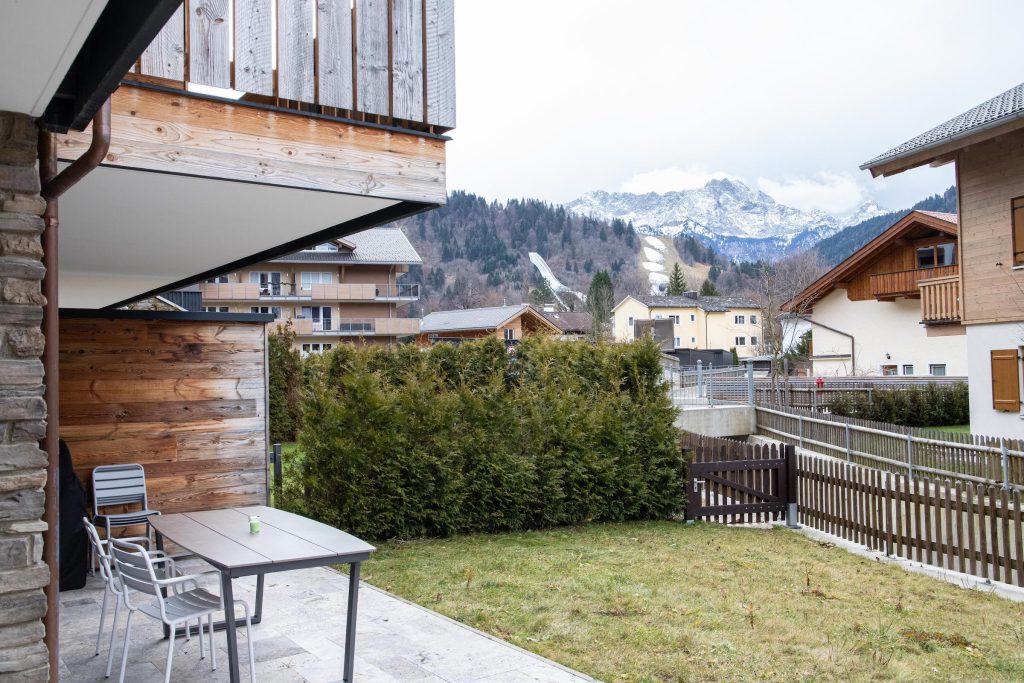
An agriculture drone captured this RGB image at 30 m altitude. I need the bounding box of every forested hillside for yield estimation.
[813,187,957,265]
[390,191,646,313]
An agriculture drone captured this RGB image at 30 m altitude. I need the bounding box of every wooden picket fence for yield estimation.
[798,454,1024,587]
[756,404,1024,488]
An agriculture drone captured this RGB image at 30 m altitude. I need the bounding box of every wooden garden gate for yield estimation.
[681,433,798,525]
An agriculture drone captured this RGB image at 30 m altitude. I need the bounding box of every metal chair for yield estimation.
[110,539,257,683]
[92,464,161,545]
[82,517,170,678]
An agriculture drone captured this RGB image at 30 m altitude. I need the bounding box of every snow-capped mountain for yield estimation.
[566,178,887,262]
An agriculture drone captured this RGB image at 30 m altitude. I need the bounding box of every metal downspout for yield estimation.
[38,98,110,678]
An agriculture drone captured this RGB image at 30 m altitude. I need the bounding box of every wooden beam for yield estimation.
[55,84,446,204]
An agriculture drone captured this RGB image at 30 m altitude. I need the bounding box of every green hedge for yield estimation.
[268,325,303,443]
[827,382,969,428]
[279,336,684,540]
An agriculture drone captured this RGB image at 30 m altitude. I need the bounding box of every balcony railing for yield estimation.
[200,282,260,300]
[291,317,419,336]
[919,275,961,324]
[869,265,959,299]
[308,283,419,301]
[134,0,455,132]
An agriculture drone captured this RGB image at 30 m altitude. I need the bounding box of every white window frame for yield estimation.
[734,315,745,325]
[503,328,515,341]
[674,336,681,347]
[202,306,229,313]
[750,314,758,325]
[300,271,333,290]
[627,316,634,327]
[691,337,696,344]
[929,364,947,377]
[735,336,746,346]
[750,336,758,346]
[903,364,914,375]
[205,275,229,284]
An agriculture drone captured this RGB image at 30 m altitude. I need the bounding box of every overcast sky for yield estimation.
[445,0,1024,216]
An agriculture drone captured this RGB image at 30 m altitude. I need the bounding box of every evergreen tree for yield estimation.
[666,264,687,296]
[586,270,615,338]
[699,279,720,296]
[529,279,557,307]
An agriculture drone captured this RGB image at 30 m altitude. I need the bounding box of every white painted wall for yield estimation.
[809,289,967,377]
[966,322,1024,439]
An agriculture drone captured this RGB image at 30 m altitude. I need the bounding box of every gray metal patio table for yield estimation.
[150,505,375,683]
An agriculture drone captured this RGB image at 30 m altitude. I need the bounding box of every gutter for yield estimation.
[38,98,111,674]
[799,315,856,374]
[860,108,1024,173]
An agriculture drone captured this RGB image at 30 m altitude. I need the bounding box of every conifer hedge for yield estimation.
[828,382,969,427]
[279,336,684,540]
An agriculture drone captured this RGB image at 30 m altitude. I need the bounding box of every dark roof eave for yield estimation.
[860,109,1024,175]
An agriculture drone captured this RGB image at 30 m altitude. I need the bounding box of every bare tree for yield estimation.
[448,273,485,309]
[614,270,650,303]
[757,250,826,395]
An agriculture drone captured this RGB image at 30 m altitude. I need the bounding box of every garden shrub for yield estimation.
[278,336,684,540]
[828,382,969,428]
[268,324,303,443]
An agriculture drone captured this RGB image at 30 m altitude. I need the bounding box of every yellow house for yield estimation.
[612,293,762,357]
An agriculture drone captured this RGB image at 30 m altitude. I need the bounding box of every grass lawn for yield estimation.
[363,522,1024,682]
[922,425,971,435]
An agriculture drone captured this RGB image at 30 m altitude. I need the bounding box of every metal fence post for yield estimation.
[708,363,715,407]
[696,360,704,399]
[1000,437,1010,490]
[785,445,800,528]
[797,414,803,449]
[746,361,755,406]
[272,442,283,504]
[905,433,914,480]
[844,419,851,462]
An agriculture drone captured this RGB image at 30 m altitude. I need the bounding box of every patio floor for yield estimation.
[59,563,593,683]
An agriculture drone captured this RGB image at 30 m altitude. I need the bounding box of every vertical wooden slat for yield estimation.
[1002,487,1013,584]
[943,479,955,572]
[391,0,424,121]
[357,0,391,116]
[424,0,455,127]
[978,486,990,579]
[914,478,924,563]
[317,0,355,109]
[955,482,966,574]
[141,4,186,81]
[189,0,232,88]
[883,471,893,556]
[988,486,1000,581]
[967,482,978,576]
[278,0,315,102]
[234,0,274,95]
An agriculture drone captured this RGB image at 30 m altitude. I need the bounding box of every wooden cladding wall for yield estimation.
[136,0,456,131]
[59,316,269,515]
[958,128,1024,324]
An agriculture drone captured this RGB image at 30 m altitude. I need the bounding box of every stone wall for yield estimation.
[0,111,50,680]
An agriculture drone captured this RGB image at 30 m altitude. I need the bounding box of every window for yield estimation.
[734,315,745,325]
[301,306,333,330]
[881,365,898,376]
[307,243,338,252]
[916,243,957,269]
[249,271,282,295]
[672,315,680,324]
[654,313,663,320]
[674,336,681,347]
[1014,197,1024,266]
[250,306,281,317]
[202,306,229,313]
[750,336,758,346]
[991,349,1020,411]
[301,342,333,357]
[903,364,915,376]
[628,316,634,327]
[205,275,229,283]
[504,328,515,341]
[690,314,696,322]
[929,364,947,377]
[300,272,332,290]
[734,336,746,346]
[691,337,696,344]
[750,315,758,325]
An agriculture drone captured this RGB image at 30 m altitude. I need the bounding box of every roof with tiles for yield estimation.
[861,81,1024,170]
[419,304,555,334]
[626,294,760,312]
[271,227,422,264]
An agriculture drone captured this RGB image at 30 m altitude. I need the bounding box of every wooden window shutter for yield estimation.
[1013,197,1024,266]
[991,348,1021,412]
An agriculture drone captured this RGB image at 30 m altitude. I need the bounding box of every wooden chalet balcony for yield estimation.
[869,265,959,299]
[131,0,454,134]
[919,275,962,324]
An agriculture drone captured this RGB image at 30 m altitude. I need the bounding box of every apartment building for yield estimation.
[198,227,423,352]
[612,293,763,358]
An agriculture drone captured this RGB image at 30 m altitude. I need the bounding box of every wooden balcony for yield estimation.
[133,0,454,133]
[869,265,959,300]
[919,275,961,324]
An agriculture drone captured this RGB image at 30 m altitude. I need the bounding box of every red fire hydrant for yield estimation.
[815,376,825,389]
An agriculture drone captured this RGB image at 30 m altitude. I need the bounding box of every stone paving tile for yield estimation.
[60,566,595,682]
